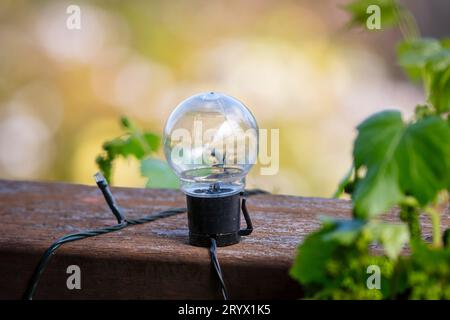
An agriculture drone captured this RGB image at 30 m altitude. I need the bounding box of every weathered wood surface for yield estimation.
[0,180,448,300]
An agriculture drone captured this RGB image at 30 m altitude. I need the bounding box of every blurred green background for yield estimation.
[0,0,448,196]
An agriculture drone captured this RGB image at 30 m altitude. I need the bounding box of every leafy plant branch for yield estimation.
[291,0,450,299]
[96,117,178,188]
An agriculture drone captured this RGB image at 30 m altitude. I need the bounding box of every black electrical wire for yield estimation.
[23,173,186,300]
[209,237,229,300]
[94,172,125,224]
[23,172,267,300]
[208,191,266,300]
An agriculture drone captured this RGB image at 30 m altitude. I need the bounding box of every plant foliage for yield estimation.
[96,117,178,188]
[291,0,450,299]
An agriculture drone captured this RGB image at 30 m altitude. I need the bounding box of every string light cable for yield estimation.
[23,172,267,300]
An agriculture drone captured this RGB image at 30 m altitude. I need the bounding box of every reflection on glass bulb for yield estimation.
[163,92,258,197]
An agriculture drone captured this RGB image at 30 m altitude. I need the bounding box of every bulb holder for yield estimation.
[186,192,253,247]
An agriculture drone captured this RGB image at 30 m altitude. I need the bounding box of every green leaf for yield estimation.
[143,132,160,152]
[120,116,132,129]
[353,111,450,218]
[425,57,450,113]
[290,218,408,298]
[397,38,442,65]
[344,0,401,30]
[96,117,162,184]
[395,116,450,205]
[291,218,369,285]
[367,222,409,260]
[316,218,408,260]
[103,136,147,160]
[290,224,338,285]
[95,155,112,182]
[397,39,450,112]
[353,111,404,218]
[397,38,442,81]
[141,158,179,189]
[115,117,160,158]
[322,218,366,245]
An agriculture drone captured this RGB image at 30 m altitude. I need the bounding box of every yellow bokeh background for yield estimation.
[1,0,445,197]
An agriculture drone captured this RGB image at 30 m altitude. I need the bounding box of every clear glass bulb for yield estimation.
[163,92,258,197]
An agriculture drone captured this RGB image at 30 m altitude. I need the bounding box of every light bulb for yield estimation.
[163,92,258,247]
[163,92,258,197]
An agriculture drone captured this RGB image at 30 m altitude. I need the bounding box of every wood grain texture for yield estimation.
[0,179,448,299]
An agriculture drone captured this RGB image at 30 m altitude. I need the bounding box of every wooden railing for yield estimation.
[0,179,444,299]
